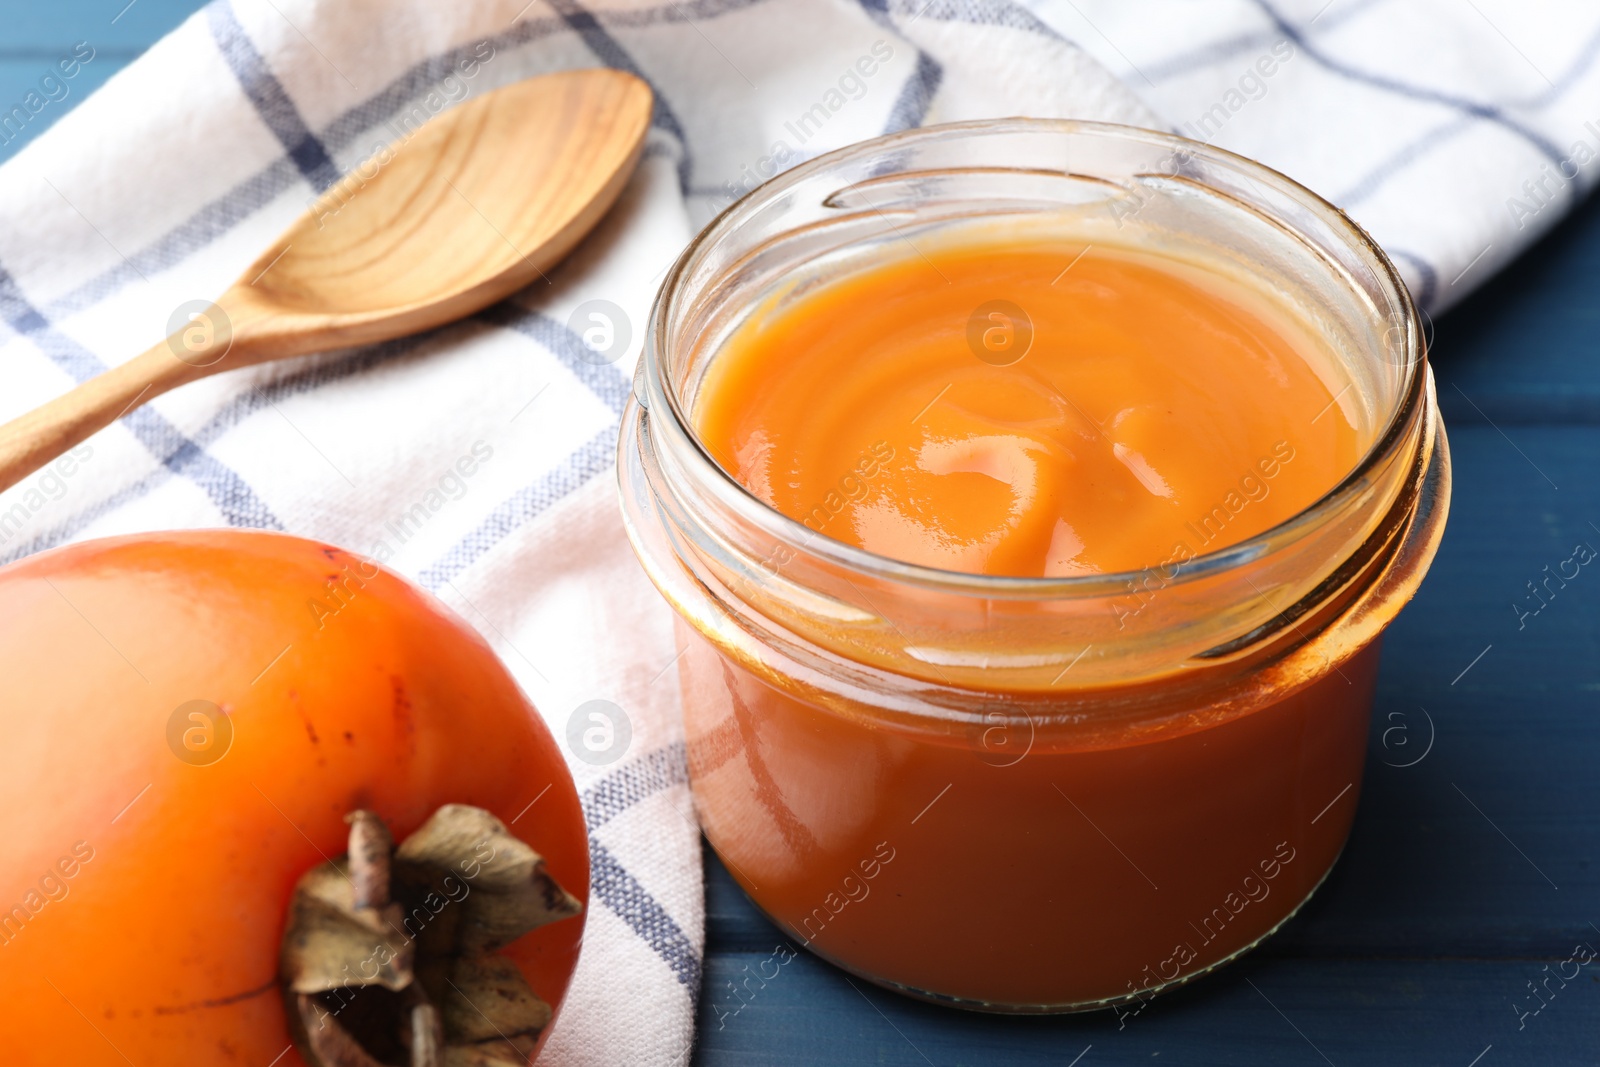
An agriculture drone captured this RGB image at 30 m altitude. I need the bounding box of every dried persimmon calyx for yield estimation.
[431,955,549,1065]
[395,803,582,953]
[280,805,582,1067]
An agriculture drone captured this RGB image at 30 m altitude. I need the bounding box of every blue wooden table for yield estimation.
[8,5,1598,1064]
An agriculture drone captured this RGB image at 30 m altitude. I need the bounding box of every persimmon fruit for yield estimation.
[0,530,588,1065]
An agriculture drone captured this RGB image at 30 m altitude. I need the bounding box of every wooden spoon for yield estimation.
[0,68,652,493]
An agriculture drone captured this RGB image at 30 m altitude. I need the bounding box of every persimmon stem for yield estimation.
[409,1001,442,1067]
[345,811,392,910]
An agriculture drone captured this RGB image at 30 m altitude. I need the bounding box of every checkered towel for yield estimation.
[0,1,1594,1064]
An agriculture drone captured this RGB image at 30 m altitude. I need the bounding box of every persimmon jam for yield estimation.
[695,237,1361,576]
[626,123,1446,1017]
[671,231,1384,1012]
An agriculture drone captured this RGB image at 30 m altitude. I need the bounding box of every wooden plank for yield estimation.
[696,949,1600,1066]
[1434,189,1600,424]
[1284,424,1600,956]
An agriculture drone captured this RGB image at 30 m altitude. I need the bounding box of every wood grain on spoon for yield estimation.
[0,68,652,493]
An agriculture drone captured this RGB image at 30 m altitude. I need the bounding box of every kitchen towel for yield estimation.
[0,1,1596,1064]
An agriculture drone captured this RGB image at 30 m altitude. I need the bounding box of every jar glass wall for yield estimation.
[619,120,1450,1012]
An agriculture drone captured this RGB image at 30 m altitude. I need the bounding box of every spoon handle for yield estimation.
[0,336,213,494]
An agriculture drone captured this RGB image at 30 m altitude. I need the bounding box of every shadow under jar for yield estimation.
[619,120,1450,1013]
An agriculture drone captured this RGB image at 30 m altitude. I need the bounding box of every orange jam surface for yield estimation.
[696,237,1361,576]
[679,231,1380,1010]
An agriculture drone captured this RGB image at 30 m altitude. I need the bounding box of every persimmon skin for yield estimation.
[0,530,588,1065]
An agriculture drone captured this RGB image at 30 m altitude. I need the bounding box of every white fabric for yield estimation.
[1027,0,1600,313]
[0,2,1594,1064]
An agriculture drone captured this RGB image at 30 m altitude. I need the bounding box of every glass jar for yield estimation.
[618,120,1450,1012]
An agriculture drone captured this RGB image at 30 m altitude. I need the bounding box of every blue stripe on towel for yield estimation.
[586,743,692,833]
[1388,248,1440,311]
[206,1,341,192]
[1141,0,1389,83]
[485,306,633,416]
[1253,0,1567,165]
[1333,22,1600,214]
[586,743,702,993]
[4,304,628,567]
[1335,116,1477,211]
[44,158,304,318]
[592,839,703,992]
[418,423,618,591]
[415,309,629,589]
[549,0,696,192]
[0,327,451,565]
[883,50,943,134]
[0,265,284,531]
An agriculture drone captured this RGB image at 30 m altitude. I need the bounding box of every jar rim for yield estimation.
[644,117,1425,598]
